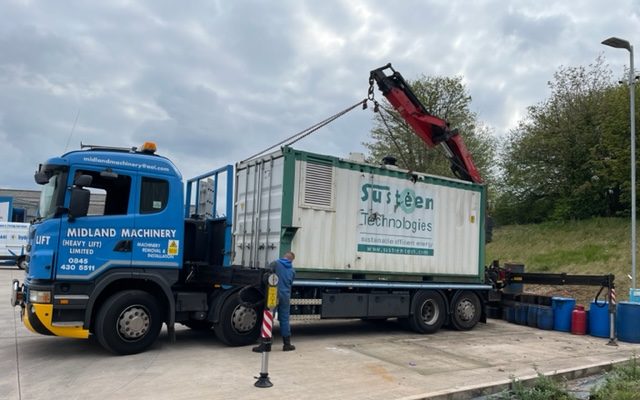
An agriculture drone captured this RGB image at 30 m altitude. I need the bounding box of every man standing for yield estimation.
[274,251,296,351]
[253,251,296,352]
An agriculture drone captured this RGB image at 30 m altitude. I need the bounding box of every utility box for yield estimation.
[232,147,486,282]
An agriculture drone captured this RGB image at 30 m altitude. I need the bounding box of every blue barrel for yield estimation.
[537,306,554,330]
[507,306,516,323]
[518,303,529,325]
[589,301,609,338]
[617,302,640,343]
[514,303,523,324]
[552,297,576,332]
[527,305,539,327]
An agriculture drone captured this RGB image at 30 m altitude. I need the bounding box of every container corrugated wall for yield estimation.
[233,154,284,268]
[233,148,485,281]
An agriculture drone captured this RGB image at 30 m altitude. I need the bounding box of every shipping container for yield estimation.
[233,146,486,283]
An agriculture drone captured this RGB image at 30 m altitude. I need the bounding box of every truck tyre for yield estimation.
[16,256,27,270]
[95,290,163,355]
[409,290,445,334]
[451,291,481,331]
[213,292,262,346]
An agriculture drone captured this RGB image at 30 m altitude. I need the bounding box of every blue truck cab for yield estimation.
[11,143,266,354]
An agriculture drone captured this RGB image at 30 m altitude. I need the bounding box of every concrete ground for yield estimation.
[2,267,639,400]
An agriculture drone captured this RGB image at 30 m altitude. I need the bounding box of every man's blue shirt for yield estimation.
[273,257,295,298]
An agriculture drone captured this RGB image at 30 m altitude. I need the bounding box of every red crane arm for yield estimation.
[369,64,483,184]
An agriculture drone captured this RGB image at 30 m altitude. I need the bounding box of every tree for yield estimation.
[494,56,635,224]
[363,75,496,183]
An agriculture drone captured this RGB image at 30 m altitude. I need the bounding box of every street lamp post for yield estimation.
[602,37,636,293]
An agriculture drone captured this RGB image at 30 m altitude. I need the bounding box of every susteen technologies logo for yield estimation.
[358,181,435,255]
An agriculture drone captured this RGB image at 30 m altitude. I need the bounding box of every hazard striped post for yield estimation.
[261,309,274,341]
[607,284,618,346]
[255,273,278,388]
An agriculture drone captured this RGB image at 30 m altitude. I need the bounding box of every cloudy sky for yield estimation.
[1,0,638,189]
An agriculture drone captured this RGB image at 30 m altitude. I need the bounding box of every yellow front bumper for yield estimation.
[23,303,89,339]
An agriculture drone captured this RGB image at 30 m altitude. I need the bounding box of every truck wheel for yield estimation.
[95,290,163,355]
[213,292,261,346]
[409,290,445,334]
[451,291,481,331]
[16,256,27,270]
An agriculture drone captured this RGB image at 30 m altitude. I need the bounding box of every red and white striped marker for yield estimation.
[261,309,274,339]
[610,288,617,305]
[607,286,618,346]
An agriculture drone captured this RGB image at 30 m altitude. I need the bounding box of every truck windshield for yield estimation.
[38,171,65,220]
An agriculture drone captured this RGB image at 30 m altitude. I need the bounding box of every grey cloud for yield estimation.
[0,0,638,190]
[501,11,567,49]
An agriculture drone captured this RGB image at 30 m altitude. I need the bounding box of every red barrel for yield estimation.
[571,305,587,335]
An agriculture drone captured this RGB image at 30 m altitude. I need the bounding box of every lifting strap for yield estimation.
[242,99,367,163]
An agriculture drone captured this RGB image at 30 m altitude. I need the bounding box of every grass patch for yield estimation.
[499,371,574,400]
[495,358,640,399]
[529,244,610,269]
[590,357,640,400]
[486,217,634,301]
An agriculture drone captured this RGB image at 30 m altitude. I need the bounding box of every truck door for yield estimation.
[131,174,183,271]
[56,167,136,280]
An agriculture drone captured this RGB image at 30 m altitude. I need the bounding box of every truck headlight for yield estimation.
[29,290,51,304]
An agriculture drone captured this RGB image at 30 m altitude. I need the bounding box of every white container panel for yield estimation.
[290,161,359,271]
[290,163,482,277]
[233,155,284,268]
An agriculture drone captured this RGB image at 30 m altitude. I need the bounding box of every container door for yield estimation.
[233,157,284,268]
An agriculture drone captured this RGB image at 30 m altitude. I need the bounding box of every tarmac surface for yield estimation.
[2,266,639,400]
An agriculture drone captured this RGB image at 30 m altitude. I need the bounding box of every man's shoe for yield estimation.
[282,336,296,352]
[252,340,269,353]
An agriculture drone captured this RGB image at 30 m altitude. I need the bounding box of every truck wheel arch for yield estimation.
[207,286,263,324]
[207,287,240,324]
[85,271,176,332]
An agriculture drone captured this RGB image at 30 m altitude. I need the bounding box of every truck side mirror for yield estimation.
[68,187,90,220]
[34,171,50,184]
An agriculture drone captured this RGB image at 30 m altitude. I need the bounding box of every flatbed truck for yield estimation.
[10,64,616,354]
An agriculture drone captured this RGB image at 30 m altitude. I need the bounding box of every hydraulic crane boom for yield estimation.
[369,63,483,184]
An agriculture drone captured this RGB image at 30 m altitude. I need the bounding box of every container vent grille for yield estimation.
[303,162,334,209]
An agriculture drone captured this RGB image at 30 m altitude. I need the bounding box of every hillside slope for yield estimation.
[485,218,635,303]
